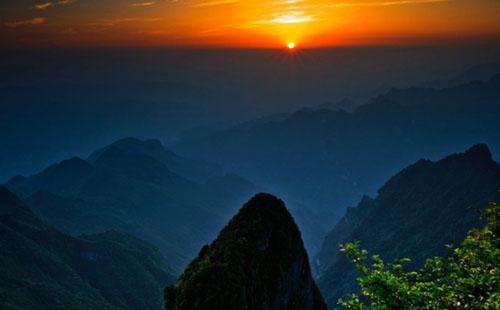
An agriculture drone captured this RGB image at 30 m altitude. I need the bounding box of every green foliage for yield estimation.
[317,144,500,306]
[0,186,176,310]
[337,201,500,310]
[7,138,259,272]
[165,193,326,310]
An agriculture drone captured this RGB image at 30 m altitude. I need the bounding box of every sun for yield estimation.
[287,42,295,49]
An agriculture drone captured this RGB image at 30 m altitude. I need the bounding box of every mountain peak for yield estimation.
[112,137,164,151]
[47,157,90,171]
[227,192,292,228]
[38,157,92,180]
[316,145,500,306]
[87,137,165,163]
[463,143,492,161]
[0,186,33,218]
[165,193,326,310]
[4,157,93,195]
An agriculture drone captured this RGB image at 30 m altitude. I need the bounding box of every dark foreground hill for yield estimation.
[165,193,326,310]
[315,144,500,306]
[0,186,175,310]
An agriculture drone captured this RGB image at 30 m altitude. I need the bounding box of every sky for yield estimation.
[1,0,500,48]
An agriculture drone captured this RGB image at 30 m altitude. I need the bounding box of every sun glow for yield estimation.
[1,0,500,47]
[287,42,295,49]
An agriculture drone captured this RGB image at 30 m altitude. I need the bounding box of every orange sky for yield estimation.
[1,0,500,47]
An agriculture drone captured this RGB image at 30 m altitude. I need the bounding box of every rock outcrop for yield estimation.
[316,144,500,306]
[165,193,326,310]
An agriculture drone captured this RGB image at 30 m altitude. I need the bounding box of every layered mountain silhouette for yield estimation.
[87,137,220,183]
[172,75,500,215]
[5,138,261,271]
[165,193,326,310]
[315,144,500,306]
[417,62,500,89]
[5,137,331,270]
[0,186,175,310]
[303,98,358,113]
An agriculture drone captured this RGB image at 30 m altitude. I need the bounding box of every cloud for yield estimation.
[253,12,316,24]
[256,0,451,27]
[131,29,168,35]
[191,0,240,8]
[90,17,161,27]
[113,17,161,22]
[88,22,115,27]
[131,2,156,6]
[4,17,46,28]
[270,0,451,10]
[325,0,451,8]
[34,2,53,10]
[271,0,305,5]
[33,0,75,10]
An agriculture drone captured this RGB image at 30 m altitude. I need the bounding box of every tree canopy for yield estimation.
[338,200,500,310]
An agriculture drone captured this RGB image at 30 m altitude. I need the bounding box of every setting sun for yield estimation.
[287,42,295,49]
[1,0,500,47]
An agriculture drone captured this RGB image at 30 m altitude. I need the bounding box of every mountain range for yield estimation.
[171,74,500,216]
[2,142,500,309]
[5,138,261,271]
[1,62,500,310]
[4,137,328,271]
[315,144,500,306]
[0,186,175,310]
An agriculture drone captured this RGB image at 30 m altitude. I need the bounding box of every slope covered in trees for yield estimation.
[315,144,500,306]
[5,138,261,271]
[5,137,328,270]
[165,193,326,310]
[86,138,220,183]
[0,186,175,310]
[338,200,500,310]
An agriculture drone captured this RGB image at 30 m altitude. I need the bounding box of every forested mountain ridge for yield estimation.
[5,139,260,271]
[315,144,500,307]
[172,74,500,215]
[87,137,220,183]
[5,137,330,270]
[0,186,175,310]
[165,193,326,310]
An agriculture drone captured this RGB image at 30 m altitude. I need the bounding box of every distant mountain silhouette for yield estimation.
[165,193,326,310]
[172,75,500,216]
[315,144,500,306]
[87,137,220,182]
[0,186,175,310]
[5,138,261,271]
[303,98,357,112]
[6,157,93,196]
[372,72,500,107]
[6,137,332,269]
[417,63,500,89]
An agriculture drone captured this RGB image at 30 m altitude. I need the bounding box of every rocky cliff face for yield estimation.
[165,193,326,310]
[316,144,500,306]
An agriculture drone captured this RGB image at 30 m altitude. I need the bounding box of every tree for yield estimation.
[337,201,500,310]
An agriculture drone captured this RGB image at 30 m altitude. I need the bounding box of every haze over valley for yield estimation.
[1,1,500,308]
